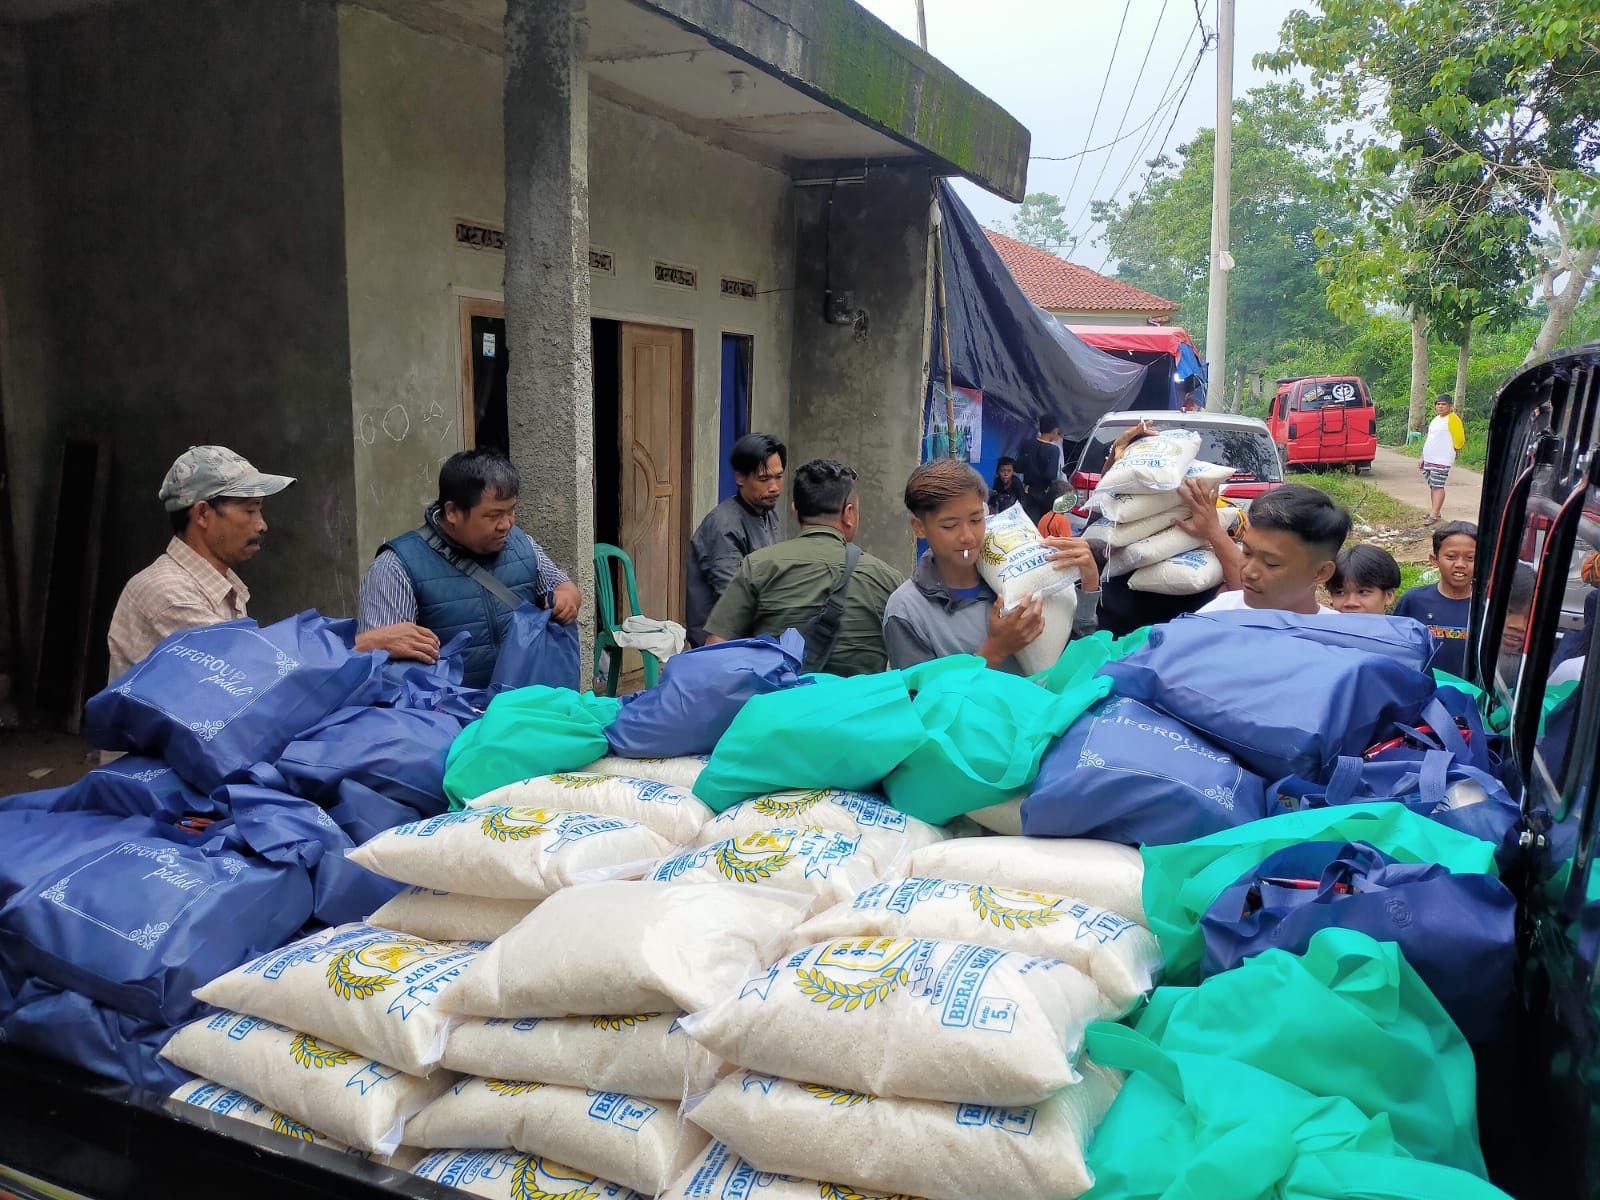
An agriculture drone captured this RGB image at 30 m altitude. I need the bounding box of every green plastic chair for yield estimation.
[592,543,662,697]
[1406,429,1423,447]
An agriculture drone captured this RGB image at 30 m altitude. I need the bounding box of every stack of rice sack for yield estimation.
[658,835,1164,1200]
[360,774,683,941]
[359,773,719,1194]
[410,879,804,1195]
[1086,429,1235,595]
[160,923,479,1157]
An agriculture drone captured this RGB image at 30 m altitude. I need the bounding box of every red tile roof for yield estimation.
[983,228,1179,314]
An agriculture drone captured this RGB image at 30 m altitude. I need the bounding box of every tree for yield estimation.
[1261,0,1600,368]
[1002,192,1074,256]
[1093,82,1350,380]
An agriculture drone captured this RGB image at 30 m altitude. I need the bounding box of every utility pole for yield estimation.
[1204,0,1234,411]
[915,0,928,50]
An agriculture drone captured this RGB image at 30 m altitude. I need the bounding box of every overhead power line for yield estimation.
[1067,0,1175,234]
[1063,0,1134,211]
[1095,35,1212,274]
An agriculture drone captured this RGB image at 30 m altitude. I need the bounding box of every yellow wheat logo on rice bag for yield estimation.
[481,807,556,841]
[816,937,916,973]
[980,525,1033,566]
[547,772,606,789]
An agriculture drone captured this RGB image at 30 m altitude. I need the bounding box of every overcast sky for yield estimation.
[855,0,1307,271]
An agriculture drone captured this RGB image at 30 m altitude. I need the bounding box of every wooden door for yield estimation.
[619,323,689,625]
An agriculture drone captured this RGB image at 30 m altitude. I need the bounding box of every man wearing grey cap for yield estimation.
[107,446,438,680]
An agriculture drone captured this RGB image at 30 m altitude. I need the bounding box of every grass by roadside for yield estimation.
[1295,470,1434,564]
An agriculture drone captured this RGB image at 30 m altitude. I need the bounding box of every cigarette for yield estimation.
[962,549,971,560]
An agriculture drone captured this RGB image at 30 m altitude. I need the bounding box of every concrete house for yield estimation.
[0,0,1028,704]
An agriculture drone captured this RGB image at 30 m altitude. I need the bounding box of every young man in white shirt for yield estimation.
[1193,484,1350,616]
[1420,394,1467,525]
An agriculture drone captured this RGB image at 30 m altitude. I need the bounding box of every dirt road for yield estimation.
[1368,446,1483,525]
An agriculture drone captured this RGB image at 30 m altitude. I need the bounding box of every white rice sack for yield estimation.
[1094,430,1201,495]
[369,888,535,944]
[909,837,1147,926]
[442,1014,718,1102]
[464,773,712,844]
[160,1012,451,1154]
[1103,507,1183,549]
[192,923,476,1075]
[1014,589,1078,676]
[645,828,898,913]
[578,755,711,792]
[682,938,1107,1105]
[349,808,671,900]
[1093,491,1185,525]
[1103,526,1206,579]
[966,796,1024,835]
[696,789,947,852]
[1128,547,1224,596]
[407,1077,707,1196]
[978,504,1079,608]
[687,1067,1121,1200]
[1185,459,1236,485]
[662,1140,920,1200]
[444,881,809,1018]
[797,877,1161,1013]
[412,1149,645,1200]
[170,1077,352,1153]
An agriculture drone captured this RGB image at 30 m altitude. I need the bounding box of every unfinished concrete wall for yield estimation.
[337,4,507,563]
[788,166,932,572]
[588,91,795,525]
[23,0,355,680]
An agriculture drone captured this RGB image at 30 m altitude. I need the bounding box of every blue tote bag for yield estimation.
[0,821,313,1025]
[1023,695,1267,845]
[86,612,381,792]
[274,705,462,816]
[1100,615,1437,782]
[490,604,581,692]
[606,630,806,758]
[1270,750,1522,864]
[1199,840,1516,1045]
[1187,608,1436,671]
[48,755,219,822]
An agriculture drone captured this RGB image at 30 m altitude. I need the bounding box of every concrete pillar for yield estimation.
[503,0,596,669]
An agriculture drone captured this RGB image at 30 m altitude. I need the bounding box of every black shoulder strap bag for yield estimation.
[800,541,862,674]
[420,525,527,611]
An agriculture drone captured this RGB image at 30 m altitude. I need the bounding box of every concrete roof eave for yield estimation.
[629,0,1030,202]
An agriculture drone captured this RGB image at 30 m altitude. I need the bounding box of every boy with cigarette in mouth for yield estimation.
[882,458,1098,672]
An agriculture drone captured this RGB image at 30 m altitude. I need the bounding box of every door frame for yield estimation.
[457,293,505,451]
[616,320,695,623]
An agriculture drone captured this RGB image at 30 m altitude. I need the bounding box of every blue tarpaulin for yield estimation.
[930,180,1148,441]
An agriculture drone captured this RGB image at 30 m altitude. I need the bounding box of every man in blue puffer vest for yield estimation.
[357,449,582,687]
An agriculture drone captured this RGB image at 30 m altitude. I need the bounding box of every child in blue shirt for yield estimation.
[1394,521,1476,677]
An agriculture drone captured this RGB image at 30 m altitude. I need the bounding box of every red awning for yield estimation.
[1064,324,1198,358]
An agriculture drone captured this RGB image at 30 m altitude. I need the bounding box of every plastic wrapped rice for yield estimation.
[463,773,712,844]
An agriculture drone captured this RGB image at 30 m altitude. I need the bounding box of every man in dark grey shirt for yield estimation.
[686,432,787,645]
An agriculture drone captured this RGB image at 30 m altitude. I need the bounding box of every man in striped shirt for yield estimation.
[108,445,441,683]
[356,450,580,687]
